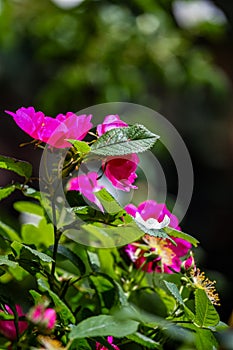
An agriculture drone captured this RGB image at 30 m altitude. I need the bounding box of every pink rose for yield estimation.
[5,107,92,148]
[0,305,28,341]
[125,200,192,273]
[97,115,128,136]
[103,154,139,192]
[67,172,104,211]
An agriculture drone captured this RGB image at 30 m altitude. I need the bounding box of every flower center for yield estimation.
[144,235,175,266]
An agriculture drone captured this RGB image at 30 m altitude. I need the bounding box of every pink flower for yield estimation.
[5,107,92,148]
[67,172,104,211]
[28,305,56,330]
[103,154,139,192]
[97,115,128,136]
[48,112,92,148]
[0,305,28,341]
[96,336,120,350]
[125,200,192,273]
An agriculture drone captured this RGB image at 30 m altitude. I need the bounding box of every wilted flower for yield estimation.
[97,114,128,136]
[5,107,92,148]
[190,268,220,306]
[125,200,191,273]
[28,305,56,330]
[96,336,120,350]
[67,172,104,211]
[103,154,139,192]
[0,304,28,341]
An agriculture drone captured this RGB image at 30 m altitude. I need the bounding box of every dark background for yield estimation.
[0,0,233,321]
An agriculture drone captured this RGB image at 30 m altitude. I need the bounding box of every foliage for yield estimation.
[0,109,227,349]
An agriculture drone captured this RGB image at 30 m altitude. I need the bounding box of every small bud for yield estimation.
[182,253,195,272]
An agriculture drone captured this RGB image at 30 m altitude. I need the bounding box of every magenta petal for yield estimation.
[5,107,39,138]
[97,114,128,136]
[39,117,62,144]
[171,238,192,257]
[138,200,162,220]
[68,172,103,211]
[0,305,28,341]
[43,308,56,330]
[125,204,138,217]
[104,154,139,192]
[65,114,93,142]
[49,113,93,148]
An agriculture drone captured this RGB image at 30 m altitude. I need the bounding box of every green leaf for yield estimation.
[80,222,143,247]
[95,188,122,214]
[194,289,220,327]
[155,287,176,314]
[164,281,184,306]
[115,283,129,308]
[0,155,32,179]
[69,314,139,340]
[87,250,100,272]
[21,218,54,248]
[127,332,161,349]
[21,186,41,201]
[56,244,86,274]
[69,339,92,350]
[98,248,118,279]
[195,328,219,350]
[29,290,43,304]
[0,220,21,241]
[0,255,18,268]
[91,124,159,156]
[38,278,75,324]
[164,227,199,247]
[0,184,16,200]
[134,220,176,244]
[66,139,91,154]
[11,241,53,263]
[89,274,117,310]
[14,201,44,216]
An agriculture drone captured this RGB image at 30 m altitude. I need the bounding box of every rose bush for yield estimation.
[0,107,225,349]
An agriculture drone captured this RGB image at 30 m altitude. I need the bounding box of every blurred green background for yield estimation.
[0,0,233,322]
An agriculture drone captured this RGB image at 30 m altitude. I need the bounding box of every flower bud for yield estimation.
[28,305,56,331]
[181,253,195,272]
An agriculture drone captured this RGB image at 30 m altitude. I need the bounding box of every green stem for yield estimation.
[50,197,60,288]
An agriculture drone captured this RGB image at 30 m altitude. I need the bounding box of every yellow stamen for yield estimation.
[143,235,175,267]
[190,268,220,306]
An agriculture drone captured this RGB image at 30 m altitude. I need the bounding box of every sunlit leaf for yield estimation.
[91,124,159,156]
[0,184,16,201]
[14,201,44,216]
[164,281,184,306]
[0,155,32,179]
[164,227,199,247]
[194,289,220,327]
[0,220,21,241]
